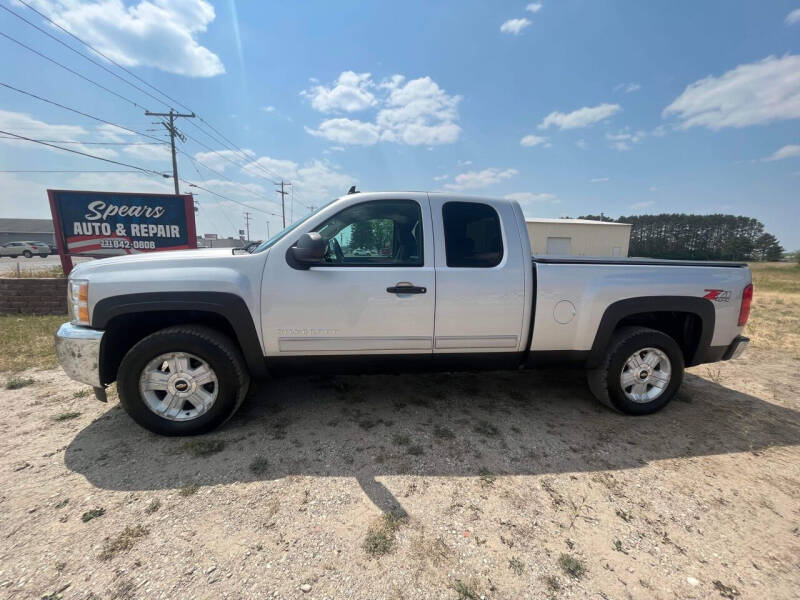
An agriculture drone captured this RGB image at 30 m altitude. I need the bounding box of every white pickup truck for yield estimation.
[55,191,752,435]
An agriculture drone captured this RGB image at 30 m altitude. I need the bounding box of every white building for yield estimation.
[525,218,632,257]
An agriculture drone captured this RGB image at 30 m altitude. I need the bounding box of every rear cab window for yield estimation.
[442,201,504,268]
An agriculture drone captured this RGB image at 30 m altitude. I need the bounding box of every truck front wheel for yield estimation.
[117,325,249,435]
[587,326,684,415]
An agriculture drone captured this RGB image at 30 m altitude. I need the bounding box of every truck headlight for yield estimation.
[68,279,90,325]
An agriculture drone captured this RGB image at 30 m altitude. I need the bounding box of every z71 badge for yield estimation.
[703,289,731,302]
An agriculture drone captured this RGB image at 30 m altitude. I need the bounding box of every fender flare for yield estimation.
[92,292,267,378]
[586,296,715,368]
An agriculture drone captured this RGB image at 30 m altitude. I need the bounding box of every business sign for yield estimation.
[47,189,196,274]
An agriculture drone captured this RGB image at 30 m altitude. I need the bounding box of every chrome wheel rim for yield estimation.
[139,352,218,421]
[620,347,671,403]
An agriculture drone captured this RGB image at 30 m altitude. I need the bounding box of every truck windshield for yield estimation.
[250,198,337,253]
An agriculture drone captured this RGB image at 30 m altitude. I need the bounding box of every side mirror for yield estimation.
[287,232,325,269]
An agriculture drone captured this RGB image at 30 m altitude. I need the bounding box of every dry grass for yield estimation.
[746,263,800,357]
[1,265,65,278]
[749,261,800,294]
[0,314,66,373]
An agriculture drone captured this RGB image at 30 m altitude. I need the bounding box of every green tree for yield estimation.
[753,233,784,261]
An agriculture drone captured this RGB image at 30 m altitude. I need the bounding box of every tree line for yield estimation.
[576,213,784,261]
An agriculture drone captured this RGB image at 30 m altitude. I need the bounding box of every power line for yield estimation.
[0,136,166,146]
[0,129,171,176]
[12,0,317,217]
[0,81,166,144]
[17,0,191,113]
[15,0,258,168]
[180,178,281,217]
[0,169,143,173]
[0,29,147,110]
[0,3,170,111]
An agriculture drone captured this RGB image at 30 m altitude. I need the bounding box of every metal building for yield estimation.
[525,218,631,257]
[0,218,55,245]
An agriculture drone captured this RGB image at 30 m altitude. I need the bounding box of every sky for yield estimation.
[0,0,799,249]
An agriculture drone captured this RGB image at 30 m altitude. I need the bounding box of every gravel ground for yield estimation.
[1,347,799,599]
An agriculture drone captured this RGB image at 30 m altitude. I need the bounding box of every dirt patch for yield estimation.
[1,347,798,599]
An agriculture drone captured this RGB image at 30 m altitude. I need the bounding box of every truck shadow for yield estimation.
[64,369,800,515]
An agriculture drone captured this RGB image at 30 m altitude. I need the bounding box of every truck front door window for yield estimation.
[314,200,423,266]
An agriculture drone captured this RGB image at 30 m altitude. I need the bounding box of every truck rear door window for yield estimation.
[442,202,503,268]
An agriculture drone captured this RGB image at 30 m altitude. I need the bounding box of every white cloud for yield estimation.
[300,71,377,113]
[663,55,800,130]
[615,82,641,93]
[520,134,548,147]
[433,174,449,181]
[589,177,609,183]
[786,9,800,24]
[500,18,531,35]
[457,159,472,166]
[195,179,266,198]
[304,73,462,146]
[763,144,800,161]
[575,139,589,150]
[649,186,660,192]
[30,0,224,77]
[505,192,556,203]
[123,143,171,162]
[261,106,276,112]
[606,128,646,151]
[237,155,355,204]
[651,124,668,137]
[193,149,255,172]
[630,200,656,210]
[241,156,298,180]
[305,118,381,146]
[294,160,354,202]
[0,109,118,159]
[539,103,621,130]
[377,76,462,145]
[444,168,518,190]
[526,3,543,13]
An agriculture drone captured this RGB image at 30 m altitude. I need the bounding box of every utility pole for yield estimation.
[145,109,195,194]
[243,211,252,241]
[275,180,291,227]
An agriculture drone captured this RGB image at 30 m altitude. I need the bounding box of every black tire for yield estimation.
[22,250,32,258]
[117,325,250,435]
[39,254,48,258]
[586,326,684,415]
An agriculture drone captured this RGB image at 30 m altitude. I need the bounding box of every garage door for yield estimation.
[546,237,571,254]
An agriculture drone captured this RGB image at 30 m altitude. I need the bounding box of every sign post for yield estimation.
[47,190,197,275]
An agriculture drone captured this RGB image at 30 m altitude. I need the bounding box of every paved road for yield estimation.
[0,254,93,274]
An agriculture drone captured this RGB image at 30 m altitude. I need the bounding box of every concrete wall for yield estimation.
[526,221,631,257]
[0,278,68,315]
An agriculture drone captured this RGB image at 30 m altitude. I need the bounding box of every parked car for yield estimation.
[55,191,752,435]
[0,241,50,258]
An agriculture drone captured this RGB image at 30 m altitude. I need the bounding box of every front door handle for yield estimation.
[387,283,427,294]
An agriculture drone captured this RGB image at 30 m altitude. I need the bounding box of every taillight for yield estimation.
[738,283,753,326]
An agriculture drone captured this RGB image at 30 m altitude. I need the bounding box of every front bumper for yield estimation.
[54,322,104,387]
[723,335,749,361]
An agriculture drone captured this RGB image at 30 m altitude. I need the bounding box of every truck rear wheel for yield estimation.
[587,326,684,415]
[117,325,249,435]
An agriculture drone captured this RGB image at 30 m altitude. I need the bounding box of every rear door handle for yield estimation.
[387,283,427,294]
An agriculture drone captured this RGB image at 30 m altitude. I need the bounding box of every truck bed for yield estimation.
[533,256,748,268]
